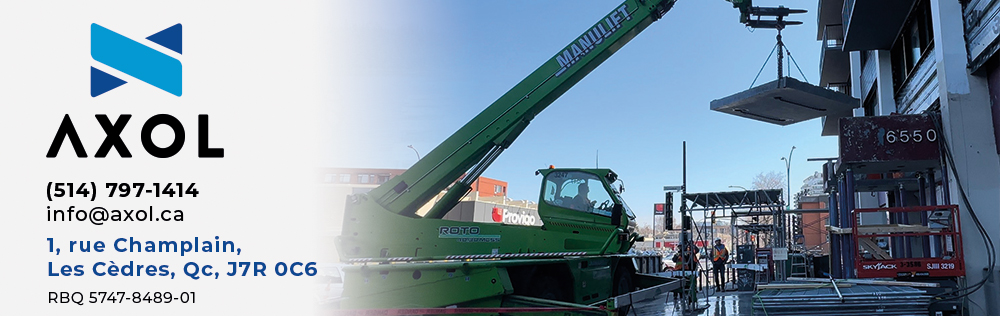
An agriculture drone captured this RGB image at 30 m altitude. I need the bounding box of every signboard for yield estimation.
[773,247,788,261]
[489,206,542,226]
[839,114,941,173]
[653,203,666,215]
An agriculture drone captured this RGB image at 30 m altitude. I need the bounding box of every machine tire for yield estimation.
[529,274,568,302]
[613,267,634,316]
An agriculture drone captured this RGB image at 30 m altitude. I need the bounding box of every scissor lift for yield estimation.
[852,205,964,278]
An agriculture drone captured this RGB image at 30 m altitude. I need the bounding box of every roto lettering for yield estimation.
[438,226,500,243]
[438,226,481,237]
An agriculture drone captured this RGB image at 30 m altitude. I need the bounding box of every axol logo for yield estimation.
[91,23,182,97]
[44,23,223,158]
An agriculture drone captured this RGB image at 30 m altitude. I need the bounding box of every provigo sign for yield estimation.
[492,207,538,226]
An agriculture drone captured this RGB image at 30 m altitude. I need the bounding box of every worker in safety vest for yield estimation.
[671,243,700,303]
[711,238,729,292]
[672,243,699,271]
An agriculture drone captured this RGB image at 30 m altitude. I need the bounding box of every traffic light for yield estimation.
[665,192,674,230]
[792,215,800,233]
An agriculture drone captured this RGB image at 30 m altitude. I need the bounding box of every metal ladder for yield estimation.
[789,253,810,278]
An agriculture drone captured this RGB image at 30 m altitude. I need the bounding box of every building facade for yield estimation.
[798,195,830,255]
[818,0,1000,312]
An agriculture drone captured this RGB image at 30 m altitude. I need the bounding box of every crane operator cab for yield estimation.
[536,168,638,241]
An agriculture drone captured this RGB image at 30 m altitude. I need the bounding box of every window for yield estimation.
[358,174,371,184]
[324,174,336,183]
[377,175,390,184]
[494,184,504,194]
[890,0,934,92]
[339,174,351,183]
[863,86,877,116]
[542,171,614,216]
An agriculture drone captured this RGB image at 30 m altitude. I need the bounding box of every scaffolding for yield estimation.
[682,189,785,292]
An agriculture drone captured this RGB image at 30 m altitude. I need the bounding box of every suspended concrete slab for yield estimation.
[710,77,859,126]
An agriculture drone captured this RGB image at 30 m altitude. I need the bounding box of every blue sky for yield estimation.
[324,0,836,227]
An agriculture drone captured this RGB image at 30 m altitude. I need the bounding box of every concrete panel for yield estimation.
[711,77,859,126]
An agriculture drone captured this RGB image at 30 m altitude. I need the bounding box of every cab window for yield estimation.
[543,171,614,216]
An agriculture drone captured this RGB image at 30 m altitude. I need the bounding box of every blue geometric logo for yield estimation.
[91,23,182,97]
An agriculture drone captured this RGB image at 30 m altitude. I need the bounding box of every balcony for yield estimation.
[819,24,849,88]
[817,0,854,137]
[842,0,916,51]
[816,0,845,40]
[894,45,939,114]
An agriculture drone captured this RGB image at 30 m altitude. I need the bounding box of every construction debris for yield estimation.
[786,277,941,288]
[753,285,930,315]
[757,282,853,289]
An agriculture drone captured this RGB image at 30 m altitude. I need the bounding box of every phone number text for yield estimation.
[47,182,200,201]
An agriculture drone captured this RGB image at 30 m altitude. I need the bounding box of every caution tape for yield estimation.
[445,252,587,260]
[332,306,607,315]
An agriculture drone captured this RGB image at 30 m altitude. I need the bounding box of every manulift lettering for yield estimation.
[46,114,224,158]
[554,4,632,76]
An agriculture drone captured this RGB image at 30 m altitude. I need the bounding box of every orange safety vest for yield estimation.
[712,244,729,262]
[673,247,699,270]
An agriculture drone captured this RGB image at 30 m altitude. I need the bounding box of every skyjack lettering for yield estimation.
[555,4,632,77]
[862,262,898,270]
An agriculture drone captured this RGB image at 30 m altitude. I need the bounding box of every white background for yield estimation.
[0,1,341,314]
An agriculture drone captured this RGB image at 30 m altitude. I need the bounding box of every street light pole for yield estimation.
[407,145,421,161]
[780,146,795,253]
[780,146,796,210]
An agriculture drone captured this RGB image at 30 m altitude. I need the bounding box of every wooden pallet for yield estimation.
[856,224,933,234]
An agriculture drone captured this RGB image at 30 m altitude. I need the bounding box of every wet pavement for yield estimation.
[631,291,756,316]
